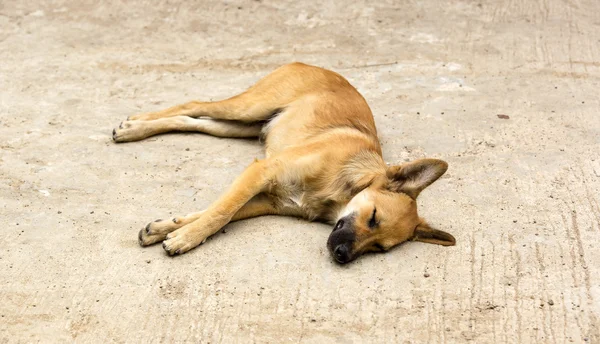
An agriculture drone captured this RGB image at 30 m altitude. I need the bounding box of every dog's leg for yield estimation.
[125,96,277,122]
[126,63,312,123]
[113,116,262,142]
[138,194,277,246]
[115,63,334,140]
[112,93,276,142]
[161,159,281,255]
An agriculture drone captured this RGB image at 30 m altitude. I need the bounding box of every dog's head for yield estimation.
[327,158,455,264]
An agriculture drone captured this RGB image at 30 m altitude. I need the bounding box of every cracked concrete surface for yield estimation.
[1,0,599,342]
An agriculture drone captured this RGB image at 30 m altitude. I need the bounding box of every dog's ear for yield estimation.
[411,222,455,246]
[386,159,448,199]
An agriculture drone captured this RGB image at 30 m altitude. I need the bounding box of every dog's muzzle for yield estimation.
[327,216,356,264]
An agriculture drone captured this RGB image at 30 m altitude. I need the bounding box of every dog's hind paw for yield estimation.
[112,119,149,143]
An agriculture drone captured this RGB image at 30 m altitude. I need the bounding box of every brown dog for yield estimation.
[113,62,455,263]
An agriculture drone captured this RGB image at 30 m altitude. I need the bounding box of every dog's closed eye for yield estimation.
[368,208,378,228]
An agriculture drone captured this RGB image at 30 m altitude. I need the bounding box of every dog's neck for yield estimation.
[337,149,387,194]
[310,149,386,223]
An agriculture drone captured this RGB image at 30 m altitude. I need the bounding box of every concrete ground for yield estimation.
[1,0,599,342]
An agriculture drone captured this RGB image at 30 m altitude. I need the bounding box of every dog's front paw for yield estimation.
[162,227,208,256]
[137,218,182,246]
[112,119,150,143]
[145,218,182,235]
[138,228,165,247]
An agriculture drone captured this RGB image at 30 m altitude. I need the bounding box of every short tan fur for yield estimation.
[113,63,455,263]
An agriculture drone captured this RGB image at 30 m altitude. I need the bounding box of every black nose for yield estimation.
[333,219,344,232]
[333,245,349,263]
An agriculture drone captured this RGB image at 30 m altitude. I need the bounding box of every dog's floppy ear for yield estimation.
[411,222,456,246]
[386,159,448,199]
